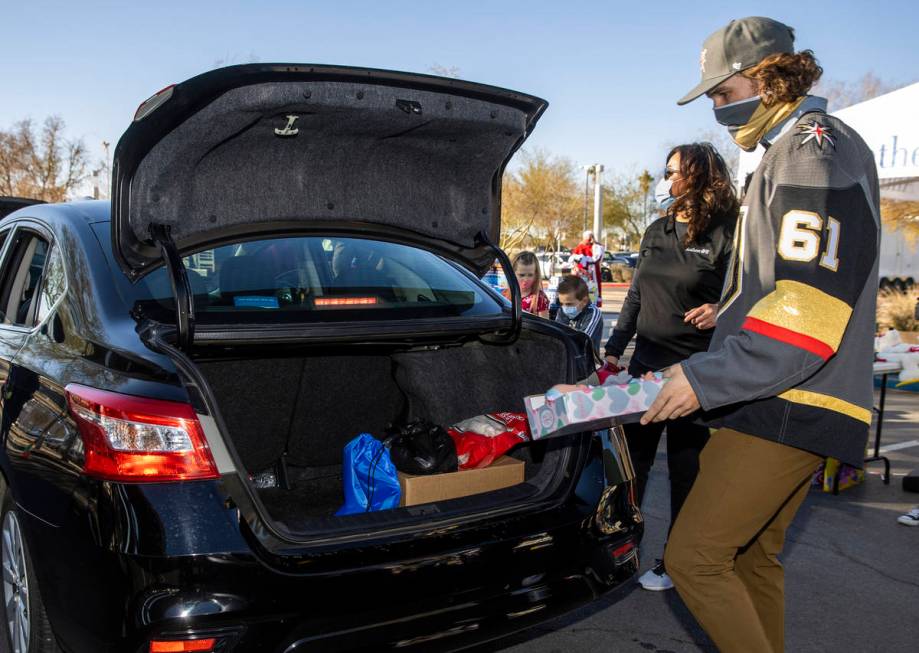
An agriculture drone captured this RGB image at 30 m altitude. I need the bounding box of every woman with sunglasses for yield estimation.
[604,142,739,591]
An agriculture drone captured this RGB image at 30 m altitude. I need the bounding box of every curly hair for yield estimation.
[666,143,740,245]
[742,50,823,107]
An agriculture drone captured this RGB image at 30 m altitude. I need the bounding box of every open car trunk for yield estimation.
[193,330,578,535]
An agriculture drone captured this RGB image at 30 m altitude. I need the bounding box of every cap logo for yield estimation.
[700,48,708,73]
[732,62,742,71]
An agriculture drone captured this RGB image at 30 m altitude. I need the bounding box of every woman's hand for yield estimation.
[684,303,718,330]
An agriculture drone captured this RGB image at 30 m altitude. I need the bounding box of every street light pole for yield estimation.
[592,164,604,240]
[583,166,591,232]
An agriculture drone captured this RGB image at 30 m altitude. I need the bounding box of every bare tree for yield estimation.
[428,64,461,79]
[501,149,580,251]
[880,198,919,245]
[90,141,112,200]
[814,72,914,111]
[0,116,88,202]
[602,170,654,248]
[213,52,261,68]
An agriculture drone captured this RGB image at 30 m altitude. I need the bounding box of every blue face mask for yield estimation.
[562,305,580,319]
[655,177,676,211]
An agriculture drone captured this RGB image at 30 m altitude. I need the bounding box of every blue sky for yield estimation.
[3,0,917,179]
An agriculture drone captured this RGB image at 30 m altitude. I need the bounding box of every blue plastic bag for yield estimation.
[336,434,401,516]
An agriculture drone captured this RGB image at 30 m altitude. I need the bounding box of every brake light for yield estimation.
[150,639,217,653]
[134,84,175,121]
[66,384,218,482]
[314,296,378,307]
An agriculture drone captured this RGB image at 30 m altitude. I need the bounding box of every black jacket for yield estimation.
[605,215,734,373]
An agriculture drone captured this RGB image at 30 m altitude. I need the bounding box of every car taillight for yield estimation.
[150,639,217,653]
[134,84,175,121]
[66,384,218,483]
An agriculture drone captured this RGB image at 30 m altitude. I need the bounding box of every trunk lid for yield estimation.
[0,196,44,219]
[111,63,547,278]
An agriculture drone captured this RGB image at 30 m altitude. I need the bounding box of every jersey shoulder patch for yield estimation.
[796,119,836,150]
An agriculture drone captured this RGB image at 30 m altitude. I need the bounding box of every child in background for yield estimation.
[555,275,604,353]
[503,251,550,318]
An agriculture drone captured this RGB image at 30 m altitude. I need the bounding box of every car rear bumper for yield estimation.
[24,496,639,653]
[21,429,641,653]
[138,528,639,653]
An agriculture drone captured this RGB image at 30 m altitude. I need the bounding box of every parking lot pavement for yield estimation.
[493,383,919,652]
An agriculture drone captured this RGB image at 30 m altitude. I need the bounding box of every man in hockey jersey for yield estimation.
[641,16,880,653]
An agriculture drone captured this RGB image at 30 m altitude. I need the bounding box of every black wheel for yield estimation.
[1,493,60,653]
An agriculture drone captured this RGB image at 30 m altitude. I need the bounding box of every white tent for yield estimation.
[736,82,919,283]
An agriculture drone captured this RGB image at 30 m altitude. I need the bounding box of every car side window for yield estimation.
[0,231,50,327]
[36,246,65,324]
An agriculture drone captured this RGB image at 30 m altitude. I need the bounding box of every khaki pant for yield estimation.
[664,428,821,653]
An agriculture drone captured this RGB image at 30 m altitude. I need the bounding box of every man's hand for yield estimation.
[684,303,718,330]
[640,364,700,424]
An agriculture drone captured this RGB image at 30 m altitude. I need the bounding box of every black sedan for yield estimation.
[0,64,641,653]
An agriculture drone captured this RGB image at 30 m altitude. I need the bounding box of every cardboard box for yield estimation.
[524,375,666,440]
[399,456,525,506]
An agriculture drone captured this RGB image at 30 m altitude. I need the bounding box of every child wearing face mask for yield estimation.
[502,251,550,318]
[554,275,604,353]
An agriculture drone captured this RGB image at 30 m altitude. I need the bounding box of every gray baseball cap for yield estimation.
[677,16,796,106]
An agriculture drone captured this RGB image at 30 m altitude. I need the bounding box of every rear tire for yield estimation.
[1,494,60,653]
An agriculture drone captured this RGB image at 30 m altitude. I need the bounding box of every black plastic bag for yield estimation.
[386,420,458,475]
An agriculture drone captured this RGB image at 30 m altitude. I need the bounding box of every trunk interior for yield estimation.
[194,331,577,534]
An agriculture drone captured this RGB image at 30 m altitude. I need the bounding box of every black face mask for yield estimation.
[713,95,762,126]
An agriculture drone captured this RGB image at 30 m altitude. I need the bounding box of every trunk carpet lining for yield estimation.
[195,333,570,524]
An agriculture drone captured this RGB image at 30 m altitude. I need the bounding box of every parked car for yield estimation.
[600,251,639,282]
[0,65,641,653]
[534,250,573,281]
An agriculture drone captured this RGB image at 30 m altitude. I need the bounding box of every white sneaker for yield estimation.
[638,560,674,591]
[897,507,919,526]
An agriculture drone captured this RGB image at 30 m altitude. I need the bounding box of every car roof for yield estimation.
[0,199,110,229]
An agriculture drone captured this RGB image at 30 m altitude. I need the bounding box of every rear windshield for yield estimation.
[104,232,503,323]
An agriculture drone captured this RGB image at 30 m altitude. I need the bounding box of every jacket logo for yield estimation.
[797,121,835,149]
[274,115,300,137]
[685,247,711,255]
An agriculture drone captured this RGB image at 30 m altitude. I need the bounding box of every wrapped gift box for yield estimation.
[524,374,666,440]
